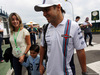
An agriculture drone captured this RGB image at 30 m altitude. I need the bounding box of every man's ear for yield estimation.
[57,4,61,11]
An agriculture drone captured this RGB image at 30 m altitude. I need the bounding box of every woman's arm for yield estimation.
[19,35,31,63]
[24,35,31,55]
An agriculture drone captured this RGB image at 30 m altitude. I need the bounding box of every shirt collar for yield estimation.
[32,55,39,62]
[59,17,67,25]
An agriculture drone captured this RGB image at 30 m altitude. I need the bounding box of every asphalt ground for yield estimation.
[75,34,100,75]
[0,34,100,75]
[0,44,10,75]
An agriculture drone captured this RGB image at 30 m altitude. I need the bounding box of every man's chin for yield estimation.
[47,19,50,23]
[46,17,50,22]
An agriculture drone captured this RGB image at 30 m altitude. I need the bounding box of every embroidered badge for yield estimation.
[61,34,71,39]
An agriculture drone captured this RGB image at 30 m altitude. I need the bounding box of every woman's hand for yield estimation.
[19,55,25,63]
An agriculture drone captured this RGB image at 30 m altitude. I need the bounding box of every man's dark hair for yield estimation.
[53,5,66,14]
[30,44,39,53]
[61,7,66,14]
[76,16,80,19]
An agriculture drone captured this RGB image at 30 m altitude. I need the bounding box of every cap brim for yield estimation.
[34,4,54,12]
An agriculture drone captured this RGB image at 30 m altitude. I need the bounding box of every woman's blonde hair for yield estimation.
[9,12,23,34]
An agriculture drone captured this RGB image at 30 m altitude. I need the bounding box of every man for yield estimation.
[38,27,42,39]
[81,17,93,46]
[75,16,80,22]
[34,0,87,75]
[28,24,36,45]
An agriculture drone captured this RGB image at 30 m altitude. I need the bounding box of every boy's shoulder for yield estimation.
[37,54,40,58]
[28,55,32,58]
[36,55,40,61]
[27,55,33,61]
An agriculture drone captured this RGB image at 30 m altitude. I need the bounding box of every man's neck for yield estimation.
[51,15,64,27]
[85,20,88,22]
[75,20,78,22]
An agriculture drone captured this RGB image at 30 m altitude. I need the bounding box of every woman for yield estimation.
[9,12,31,75]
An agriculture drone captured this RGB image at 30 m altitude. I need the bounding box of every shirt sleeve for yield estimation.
[73,25,86,50]
[83,22,88,25]
[23,28,30,38]
[40,32,45,47]
[0,25,3,30]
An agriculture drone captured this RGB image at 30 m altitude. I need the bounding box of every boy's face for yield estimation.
[30,50,38,58]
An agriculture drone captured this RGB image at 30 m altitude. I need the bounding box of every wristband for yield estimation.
[23,53,27,56]
[82,72,88,75]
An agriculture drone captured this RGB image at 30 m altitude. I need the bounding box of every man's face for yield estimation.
[42,6,58,23]
[76,18,80,22]
[30,25,33,28]
[86,17,89,21]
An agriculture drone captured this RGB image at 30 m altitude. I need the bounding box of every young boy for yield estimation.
[21,44,45,75]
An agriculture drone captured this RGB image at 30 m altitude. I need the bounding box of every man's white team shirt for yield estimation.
[41,17,86,75]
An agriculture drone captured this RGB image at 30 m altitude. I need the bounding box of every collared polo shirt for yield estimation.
[22,55,45,75]
[41,17,86,75]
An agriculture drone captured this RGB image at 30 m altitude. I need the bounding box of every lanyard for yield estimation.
[13,28,20,48]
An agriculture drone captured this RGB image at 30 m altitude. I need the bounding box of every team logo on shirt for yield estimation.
[61,34,71,39]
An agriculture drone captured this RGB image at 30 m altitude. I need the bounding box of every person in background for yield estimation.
[20,44,45,75]
[75,16,80,22]
[9,12,31,75]
[28,24,36,45]
[81,17,93,46]
[75,16,83,32]
[0,19,4,63]
[38,27,42,39]
[34,0,87,75]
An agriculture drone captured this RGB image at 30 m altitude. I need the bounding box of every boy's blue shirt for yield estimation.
[22,55,45,75]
